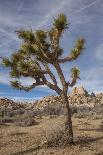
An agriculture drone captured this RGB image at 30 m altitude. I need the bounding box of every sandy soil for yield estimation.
[0,116,103,155]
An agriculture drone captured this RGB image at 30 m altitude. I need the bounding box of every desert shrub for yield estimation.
[14,115,37,127]
[92,114,103,120]
[73,105,95,118]
[93,104,103,115]
[40,104,64,116]
[24,109,41,117]
[41,123,67,147]
[100,120,103,125]
[5,111,14,117]
[76,106,92,114]
[0,108,25,118]
[0,116,14,123]
[70,105,77,115]
[0,107,7,118]
[99,120,103,130]
[0,111,5,118]
[13,109,25,115]
[4,109,18,117]
[37,104,77,117]
[74,113,86,118]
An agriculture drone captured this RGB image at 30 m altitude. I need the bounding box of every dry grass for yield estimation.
[0,115,103,155]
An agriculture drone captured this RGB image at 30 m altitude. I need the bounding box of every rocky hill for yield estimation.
[32,86,103,110]
[0,86,103,111]
[0,98,26,110]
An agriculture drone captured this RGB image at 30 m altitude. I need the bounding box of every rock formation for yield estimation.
[0,86,103,111]
[0,98,26,110]
[71,86,88,96]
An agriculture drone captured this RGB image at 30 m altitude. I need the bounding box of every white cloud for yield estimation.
[76,66,103,92]
[0,72,47,89]
[12,96,42,102]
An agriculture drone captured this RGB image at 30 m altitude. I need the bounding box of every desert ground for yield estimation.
[0,115,103,155]
[1,88,103,155]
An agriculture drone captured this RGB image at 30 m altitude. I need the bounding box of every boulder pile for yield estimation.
[0,86,103,111]
[32,86,103,110]
[0,98,26,110]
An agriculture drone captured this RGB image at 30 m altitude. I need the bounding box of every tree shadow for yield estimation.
[9,135,103,155]
[9,132,28,136]
[79,127,103,132]
[75,135,103,146]
[9,145,41,155]
[0,123,10,126]
[95,152,103,155]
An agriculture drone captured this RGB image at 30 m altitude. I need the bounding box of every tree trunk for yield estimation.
[61,93,74,144]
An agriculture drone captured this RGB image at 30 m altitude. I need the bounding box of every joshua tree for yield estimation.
[1,14,85,144]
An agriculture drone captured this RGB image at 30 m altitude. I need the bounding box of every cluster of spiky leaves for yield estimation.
[53,13,68,31]
[2,13,85,91]
[71,67,80,79]
[71,38,85,60]
[66,67,80,87]
[16,30,35,43]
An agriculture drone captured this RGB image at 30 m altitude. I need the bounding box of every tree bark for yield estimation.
[61,93,74,144]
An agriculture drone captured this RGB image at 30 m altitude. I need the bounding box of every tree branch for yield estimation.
[58,38,85,63]
[43,62,57,85]
[67,77,77,87]
[46,81,62,95]
[54,62,67,92]
[67,67,80,87]
[41,69,62,95]
[11,80,45,92]
[58,56,73,63]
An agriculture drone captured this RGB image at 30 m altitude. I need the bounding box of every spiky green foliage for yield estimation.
[16,30,35,43]
[71,38,85,60]
[53,13,68,31]
[71,67,80,79]
[2,58,12,67]
[67,67,80,87]
[2,13,85,91]
[36,30,47,42]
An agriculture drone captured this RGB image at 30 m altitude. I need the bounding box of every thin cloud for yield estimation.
[12,96,42,102]
[69,0,102,15]
[37,0,69,28]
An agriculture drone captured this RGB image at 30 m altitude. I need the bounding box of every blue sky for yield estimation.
[0,0,103,101]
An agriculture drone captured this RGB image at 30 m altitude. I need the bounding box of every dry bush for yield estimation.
[12,109,25,115]
[14,115,37,127]
[99,120,103,129]
[72,105,102,118]
[76,106,92,114]
[93,104,103,115]
[38,104,77,117]
[40,104,64,116]
[41,122,68,147]
[70,105,77,115]
[0,116,15,124]
[74,113,86,118]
